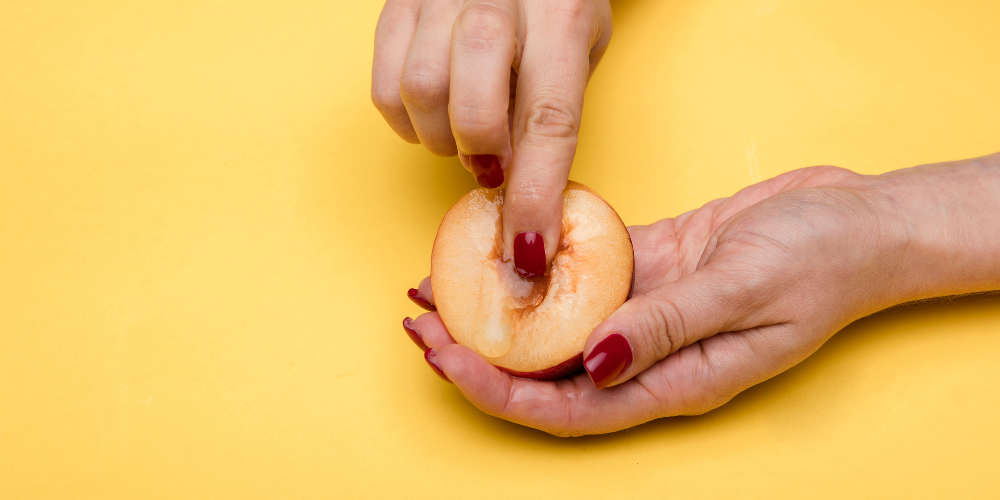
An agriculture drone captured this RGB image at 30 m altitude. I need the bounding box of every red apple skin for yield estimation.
[498,354,584,381]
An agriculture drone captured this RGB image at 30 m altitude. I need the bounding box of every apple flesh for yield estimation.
[431,181,634,380]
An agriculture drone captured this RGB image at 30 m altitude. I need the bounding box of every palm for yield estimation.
[411,166,872,435]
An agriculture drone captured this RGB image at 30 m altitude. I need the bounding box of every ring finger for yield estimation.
[399,0,463,156]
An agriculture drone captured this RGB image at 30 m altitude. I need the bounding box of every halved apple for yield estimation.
[431,181,634,380]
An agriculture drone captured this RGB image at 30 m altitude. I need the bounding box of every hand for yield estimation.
[372,0,613,273]
[405,155,1000,436]
[406,165,910,435]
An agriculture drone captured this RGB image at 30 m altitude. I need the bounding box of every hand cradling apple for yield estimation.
[430,182,634,380]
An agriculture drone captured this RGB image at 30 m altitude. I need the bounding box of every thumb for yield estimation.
[582,269,768,389]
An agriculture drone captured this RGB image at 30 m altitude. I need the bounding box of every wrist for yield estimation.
[870,152,1000,304]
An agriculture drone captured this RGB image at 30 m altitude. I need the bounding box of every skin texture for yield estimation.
[407,153,1000,436]
[371,0,613,270]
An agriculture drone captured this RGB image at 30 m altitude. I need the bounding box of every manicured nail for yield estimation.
[513,232,546,278]
[408,288,436,311]
[424,348,451,383]
[584,334,633,389]
[403,317,427,351]
[470,154,504,189]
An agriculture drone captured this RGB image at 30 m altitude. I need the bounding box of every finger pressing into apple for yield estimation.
[499,0,607,279]
[429,181,633,381]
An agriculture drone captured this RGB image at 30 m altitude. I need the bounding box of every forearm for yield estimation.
[876,152,1000,302]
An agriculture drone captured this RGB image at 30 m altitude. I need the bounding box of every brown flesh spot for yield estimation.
[482,192,578,322]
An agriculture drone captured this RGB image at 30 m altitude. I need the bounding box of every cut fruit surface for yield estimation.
[431,182,634,378]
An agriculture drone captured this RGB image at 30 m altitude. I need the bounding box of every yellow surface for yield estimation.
[2,0,999,497]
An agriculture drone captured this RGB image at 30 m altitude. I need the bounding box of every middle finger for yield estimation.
[448,0,520,185]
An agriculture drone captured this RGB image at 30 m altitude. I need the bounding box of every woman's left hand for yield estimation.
[404,156,996,436]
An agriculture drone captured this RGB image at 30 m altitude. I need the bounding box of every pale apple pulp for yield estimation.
[431,182,634,380]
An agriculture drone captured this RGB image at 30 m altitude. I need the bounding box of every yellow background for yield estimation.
[2,0,999,498]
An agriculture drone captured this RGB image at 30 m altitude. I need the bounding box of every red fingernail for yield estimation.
[513,232,546,278]
[584,334,633,389]
[424,349,451,383]
[408,288,436,311]
[403,317,427,351]
[470,154,504,189]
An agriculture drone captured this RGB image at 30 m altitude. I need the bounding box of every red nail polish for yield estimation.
[424,348,451,383]
[584,334,633,389]
[403,317,428,351]
[408,288,436,311]
[513,232,546,278]
[470,154,504,189]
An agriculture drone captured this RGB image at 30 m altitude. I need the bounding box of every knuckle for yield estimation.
[684,394,731,416]
[503,176,563,209]
[561,396,576,434]
[685,382,738,416]
[805,164,850,176]
[560,0,594,24]
[550,0,604,42]
[454,2,512,50]
[640,298,687,360]
[497,382,517,417]
[450,104,506,141]
[677,348,732,416]
[793,164,865,188]
[521,98,579,141]
[553,395,587,438]
[370,85,403,114]
[498,390,586,438]
[398,63,449,108]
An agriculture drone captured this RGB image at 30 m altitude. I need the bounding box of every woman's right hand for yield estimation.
[372,0,613,277]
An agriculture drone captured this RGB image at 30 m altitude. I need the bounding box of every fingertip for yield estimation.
[424,348,452,383]
[583,333,634,390]
[407,287,436,311]
[410,312,455,349]
[583,300,643,387]
[501,179,565,269]
[370,92,420,144]
[512,231,546,278]
[403,317,428,351]
[417,276,434,305]
[400,130,421,144]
